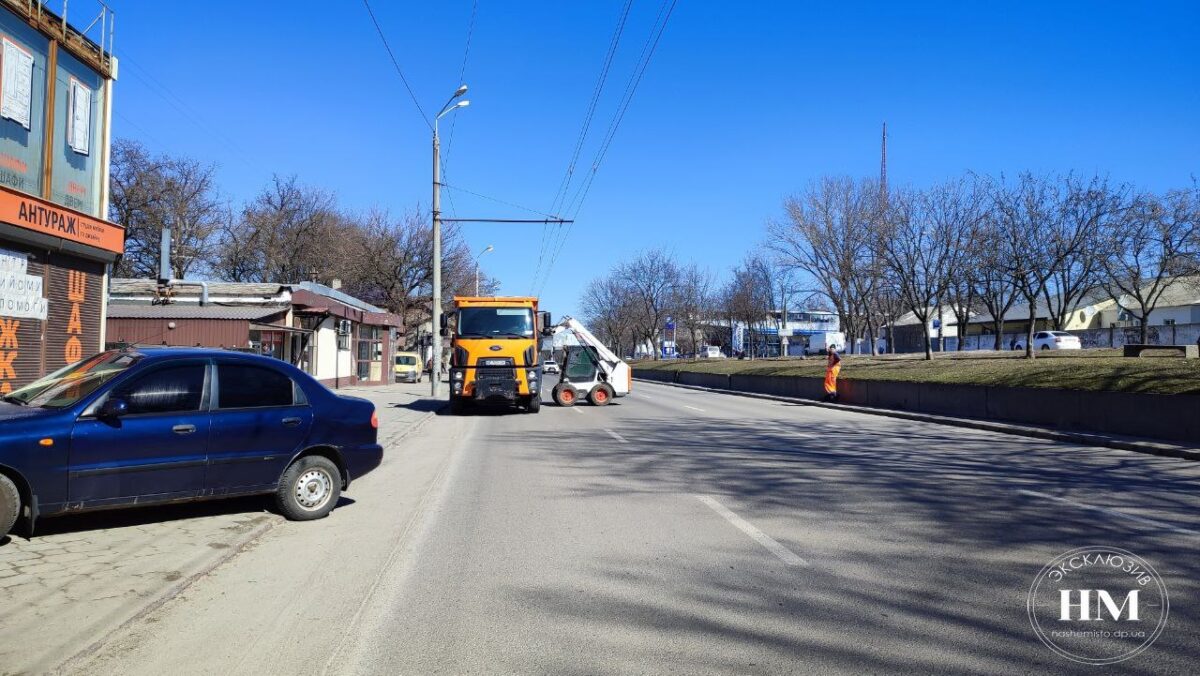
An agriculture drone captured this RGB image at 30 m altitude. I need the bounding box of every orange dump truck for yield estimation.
[446,296,548,414]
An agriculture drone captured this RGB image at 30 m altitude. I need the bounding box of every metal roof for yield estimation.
[110,279,290,298]
[106,304,289,321]
[291,282,386,313]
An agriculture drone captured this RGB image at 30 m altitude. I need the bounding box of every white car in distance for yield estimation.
[1014,331,1082,351]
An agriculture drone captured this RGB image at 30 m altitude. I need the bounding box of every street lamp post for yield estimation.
[474,244,494,296]
[431,85,470,397]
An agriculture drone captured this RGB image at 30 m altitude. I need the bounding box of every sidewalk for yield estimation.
[0,382,442,674]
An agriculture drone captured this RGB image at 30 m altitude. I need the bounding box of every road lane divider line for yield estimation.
[571,407,584,414]
[695,495,808,567]
[604,429,628,444]
[683,404,705,412]
[1016,489,1200,537]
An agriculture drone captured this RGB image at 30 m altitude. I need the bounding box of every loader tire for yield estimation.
[588,384,614,406]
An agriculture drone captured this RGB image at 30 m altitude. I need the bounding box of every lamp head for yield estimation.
[453,84,468,98]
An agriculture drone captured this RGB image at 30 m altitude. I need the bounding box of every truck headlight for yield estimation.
[453,370,464,380]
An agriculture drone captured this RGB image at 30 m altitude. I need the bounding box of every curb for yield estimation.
[635,377,1200,462]
[53,402,447,674]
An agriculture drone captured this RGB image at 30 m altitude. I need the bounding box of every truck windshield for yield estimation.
[458,307,534,338]
[2,352,141,408]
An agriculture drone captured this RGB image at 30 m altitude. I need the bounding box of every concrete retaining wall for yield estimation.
[635,370,1200,444]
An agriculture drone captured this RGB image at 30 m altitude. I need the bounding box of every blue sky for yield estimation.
[110,1,1199,318]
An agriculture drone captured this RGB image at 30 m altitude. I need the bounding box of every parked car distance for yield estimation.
[394,352,423,383]
[543,360,560,375]
[1014,331,1082,351]
[0,348,383,539]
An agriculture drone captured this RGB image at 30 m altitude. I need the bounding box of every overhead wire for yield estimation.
[530,0,635,294]
[534,0,679,295]
[442,183,561,219]
[362,0,433,131]
[442,0,478,174]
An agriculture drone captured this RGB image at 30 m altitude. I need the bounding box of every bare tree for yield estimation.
[581,276,638,358]
[992,173,1073,358]
[878,181,971,360]
[770,177,879,354]
[1100,187,1200,343]
[1041,174,1126,330]
[673,263,716,357]
[110,139,223,279]
[212,175,342,283]
[619,249,679,360]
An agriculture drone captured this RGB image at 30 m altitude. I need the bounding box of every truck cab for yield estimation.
[446,296,545,414]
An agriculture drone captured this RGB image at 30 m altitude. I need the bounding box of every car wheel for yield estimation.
[1041,345,1050,351]
[553,384,576,407]
[275,456,341,521]
[0,474,19,538]
[588,384,614,406]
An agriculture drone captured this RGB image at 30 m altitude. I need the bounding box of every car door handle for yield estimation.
[281,417,302,427]
[172,424,196,435]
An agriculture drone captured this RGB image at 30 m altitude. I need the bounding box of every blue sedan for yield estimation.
[0,348,383,538]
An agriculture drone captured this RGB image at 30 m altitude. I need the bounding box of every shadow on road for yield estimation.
[494,411,1200,673]
[390,399,446,413]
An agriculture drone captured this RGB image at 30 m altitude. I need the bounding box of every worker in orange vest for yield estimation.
[823,347,842,402]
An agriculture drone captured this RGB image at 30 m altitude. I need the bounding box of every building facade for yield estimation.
[106,280,402,388]
[0,1,119,393]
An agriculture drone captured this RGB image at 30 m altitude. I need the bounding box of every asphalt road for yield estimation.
[69,379,1200,675]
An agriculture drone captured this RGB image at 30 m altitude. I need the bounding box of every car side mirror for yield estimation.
[98,397,129,418]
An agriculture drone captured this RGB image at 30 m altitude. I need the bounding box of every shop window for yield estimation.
[249,330,285,360]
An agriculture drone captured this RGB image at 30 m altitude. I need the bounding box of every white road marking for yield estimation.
[1017,489,1200,537]
[571,407,584,414]
[695,495,808,567]
[604,429,628,444]
[682,404,705,412]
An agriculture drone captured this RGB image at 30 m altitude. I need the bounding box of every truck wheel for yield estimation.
[275,456,341,521]
[527,394,541,413]
[588,384,614,406]
[0,474,19,539]
[450,396,469,415]
[553,384,576,407]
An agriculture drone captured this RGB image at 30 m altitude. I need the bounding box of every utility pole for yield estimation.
[431,86,470,397]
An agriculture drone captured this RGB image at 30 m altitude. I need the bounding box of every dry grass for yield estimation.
[633,350,1200,395]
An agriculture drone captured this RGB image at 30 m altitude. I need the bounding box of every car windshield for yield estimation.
[457,307,534,338]
[3,352,141,409]
[395,356,417,366]
[1052,332,1074,337]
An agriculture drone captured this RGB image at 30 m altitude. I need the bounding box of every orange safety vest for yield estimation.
[824,352,841,395]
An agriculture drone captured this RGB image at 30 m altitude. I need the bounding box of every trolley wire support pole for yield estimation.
[439,218,574,224]
[431,86,470,397]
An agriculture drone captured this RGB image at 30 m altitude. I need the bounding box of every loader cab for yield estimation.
[551,345,616,408]
[561,345,600,384]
